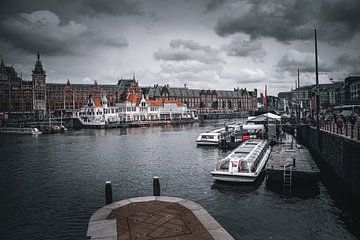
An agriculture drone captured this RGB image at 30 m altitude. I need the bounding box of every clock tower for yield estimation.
[32,52,46,119]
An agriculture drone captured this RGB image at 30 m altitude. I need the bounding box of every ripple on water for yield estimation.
[0,122,359,240]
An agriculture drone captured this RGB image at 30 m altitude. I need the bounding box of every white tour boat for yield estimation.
[196,128,226,146]
[211,139,271,182]
[0,127,42,136]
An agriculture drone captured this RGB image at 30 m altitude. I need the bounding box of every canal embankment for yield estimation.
[295,125,360,199]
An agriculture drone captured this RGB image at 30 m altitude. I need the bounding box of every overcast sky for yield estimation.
[1,0,359,95]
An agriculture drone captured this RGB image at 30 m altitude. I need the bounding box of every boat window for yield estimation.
[235,151,251,154]
[239,161,250,172]
[217,158,229,170]
[245,142,258,145]
[201,135,214,139]
[233,153,248,158]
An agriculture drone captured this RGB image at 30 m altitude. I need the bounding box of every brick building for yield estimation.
[145,85,257,112]
[0,54,139,119]
[1,54,258,120]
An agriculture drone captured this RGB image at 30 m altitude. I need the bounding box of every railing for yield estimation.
[321,122,360,140]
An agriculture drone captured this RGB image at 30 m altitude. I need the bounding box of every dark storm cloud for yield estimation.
[0,10,128,55]
[0,0,142,20]
[214,0,360,43]
[154,39,223,64]
[220,37,266,62]
[0,10,87,55]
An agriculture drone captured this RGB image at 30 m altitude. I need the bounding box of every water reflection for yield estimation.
[0,120,359,240]
[265,179,320,199]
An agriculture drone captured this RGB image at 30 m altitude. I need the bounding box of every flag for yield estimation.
[264,85,267,107]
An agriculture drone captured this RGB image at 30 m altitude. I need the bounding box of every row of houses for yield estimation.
[0,54,258,120]
[277,76,360,114]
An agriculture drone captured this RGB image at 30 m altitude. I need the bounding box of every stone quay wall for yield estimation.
[296,125,360,198]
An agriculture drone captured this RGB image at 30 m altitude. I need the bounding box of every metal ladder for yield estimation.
[283,165,292,188]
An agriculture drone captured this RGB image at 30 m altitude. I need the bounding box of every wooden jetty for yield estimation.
[86,196,234,240]
[265,134,320,187]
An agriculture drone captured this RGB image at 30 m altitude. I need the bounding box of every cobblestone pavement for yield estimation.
[107,201,215,240]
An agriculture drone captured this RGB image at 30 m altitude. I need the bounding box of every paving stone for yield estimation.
[129,196,156,203]
[178,199,203,211]
[89,207,112,222]
[88,197,234,240]
[192,209,222,231]
[208,228,235,240]
[156,196,183,203]
[105,199,131,210]
[86,219,117,239]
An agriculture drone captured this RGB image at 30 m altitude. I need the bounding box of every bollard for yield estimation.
[351,125,354,138]
[105,181,113,205]
[153,176,161,196]
[293,158,296,167]
[358,125,360,140]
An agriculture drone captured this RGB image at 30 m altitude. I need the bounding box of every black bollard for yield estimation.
[351,125,354,138]
[153,176,161,196]
[358,125,360,140]
[293,158,296,167]
[105,181,113,205]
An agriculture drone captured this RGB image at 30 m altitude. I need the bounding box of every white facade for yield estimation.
[117,97,195,122]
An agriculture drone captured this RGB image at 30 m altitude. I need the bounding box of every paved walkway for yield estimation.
[86,196,234,240]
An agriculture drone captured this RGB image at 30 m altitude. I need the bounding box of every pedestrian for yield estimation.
[350,114,356,126]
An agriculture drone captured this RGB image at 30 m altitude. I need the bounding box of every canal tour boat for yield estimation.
[211,139,271,182]
[0,127,42,136]
[196,128,226,146]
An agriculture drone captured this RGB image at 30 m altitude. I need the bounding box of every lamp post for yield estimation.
[314,29,321,150]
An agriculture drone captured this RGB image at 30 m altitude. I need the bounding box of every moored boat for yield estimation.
[196,128,226,146]
[0,127,42,135]
[211,139,271,182]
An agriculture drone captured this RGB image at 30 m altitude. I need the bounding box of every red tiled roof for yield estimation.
[146,100,164,107]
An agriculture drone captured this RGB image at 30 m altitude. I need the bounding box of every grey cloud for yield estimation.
[78,0,143,16]
[154,39,223,64]
[215,0,360,43]
[221,37,266,62]
[221,68,266,84]
[276,49,333,74]
[0,0,142,20]
[335,54,360,75]
[0,10,87,55]
[205,0,229,12]
[84,33,129,48]
[0,10,128,55]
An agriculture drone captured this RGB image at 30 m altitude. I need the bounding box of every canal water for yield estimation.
[0,120,359,240]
